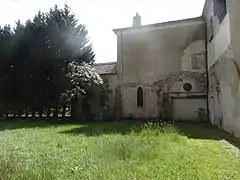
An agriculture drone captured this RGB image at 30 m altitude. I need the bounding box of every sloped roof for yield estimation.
[94,62,117,75]
[113,17,203,35]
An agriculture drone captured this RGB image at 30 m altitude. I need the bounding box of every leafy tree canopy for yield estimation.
[0,4,105,118]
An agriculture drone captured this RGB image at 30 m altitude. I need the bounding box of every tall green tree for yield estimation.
[0,25,14,114]
[0,4,105,119]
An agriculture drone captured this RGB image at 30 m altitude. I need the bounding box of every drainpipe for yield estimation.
[120,31,124,121]
[204,20,210,122]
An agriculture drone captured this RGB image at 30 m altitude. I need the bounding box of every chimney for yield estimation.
[133,13,141,27]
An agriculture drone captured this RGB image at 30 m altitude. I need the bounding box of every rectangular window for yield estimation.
[214,0,227,23]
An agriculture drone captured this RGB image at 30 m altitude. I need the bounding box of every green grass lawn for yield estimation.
[0,120,240,180]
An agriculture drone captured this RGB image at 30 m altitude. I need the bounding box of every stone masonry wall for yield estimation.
[116,18,207,119]
[203,0,240,137]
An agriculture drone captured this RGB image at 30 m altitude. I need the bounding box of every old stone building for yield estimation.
[203,0,240,137]
[95,0,240,137]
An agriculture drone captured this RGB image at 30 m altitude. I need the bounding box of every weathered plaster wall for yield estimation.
[102,74,117,108]
[224,0,240,137]
[203,0,231,64]
[122,86,159,118]
[203,0,240,137]
[229,0,240,67]
[181,40,206,71]
[172,98,207,121]
[116,18,207,119]
[86,72,118,120]
[98,74,118,119]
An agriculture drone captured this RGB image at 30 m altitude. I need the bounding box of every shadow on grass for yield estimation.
[59,120,144,136]
[0,118,81,131]
[60,120,240,149]
[0,118,144,135]
[173,121,240,149]
[1,118,240,150]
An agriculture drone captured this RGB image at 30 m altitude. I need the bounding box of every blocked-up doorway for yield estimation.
[172,98,207,121]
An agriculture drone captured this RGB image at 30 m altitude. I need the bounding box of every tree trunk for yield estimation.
[17,109,22,118]
[32,110,36,118]
[71,98,78,119]
[39,108,43,118]
[25,109,29,118]
[47,107,51,118]
[62,106,67,118]
[54,105,59,118]
[82,98,92,121]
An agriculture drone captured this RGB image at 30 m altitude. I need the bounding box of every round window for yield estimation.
[183,83,192,92]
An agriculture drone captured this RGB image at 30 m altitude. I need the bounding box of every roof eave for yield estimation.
[99,72,117,75]
[112,16,203,35]
[113,28,123,35]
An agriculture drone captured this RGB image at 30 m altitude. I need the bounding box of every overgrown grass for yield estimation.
[0,120,240,180]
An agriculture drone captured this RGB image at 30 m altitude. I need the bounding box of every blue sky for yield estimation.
[0,0,206,63]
